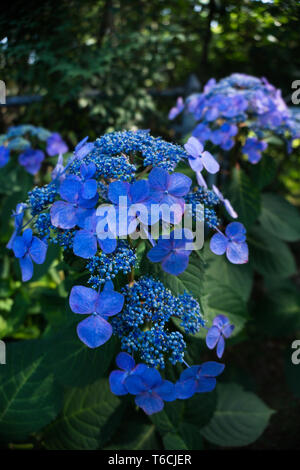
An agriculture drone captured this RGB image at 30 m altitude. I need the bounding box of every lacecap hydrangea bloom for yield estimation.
[0,124,68,174]
[8,129,247,415]
[170,73,300,164]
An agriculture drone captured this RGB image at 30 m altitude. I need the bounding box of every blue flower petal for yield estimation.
[116,352,135,371]
[148,167,169,192]
[226,241,248,264]
[108,181,130,204]
[200,361,225,378]
[196,377,217,393]
[184,136,203,158]
[213,314,229,328]
[12,236,27,258]
[50,201,78,229]
[154,380,176,402]
[175,378,197,399]
[77,314,112,348]
[147,241,171,263]
[109,370,128,396]
[19,254,34,282]
[82,179,98,200]
[73,230,97,259]
[125,375,148,395]
[59,175,82,203]
[210,232,228,255]
[69,285,98,314]
[135,392,164,415]
[206,326,221,350]
[225,222,246,242]
[161,251,189,276]
[129,180,149,203]
[98,236,117,254]
[96,288,124,317]
[223,323,235,338]
[29,237,47,264]
[167,172,191,197]
[217,335,225,358]
[138,367,162,389]
[23,228,33,247]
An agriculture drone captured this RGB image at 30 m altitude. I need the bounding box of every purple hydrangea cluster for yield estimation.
[7,129,243,415]
[0,124,68,174]
[169,73,300,164]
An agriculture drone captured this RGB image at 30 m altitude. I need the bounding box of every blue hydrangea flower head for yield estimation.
[46,133,68,157]
[175,362,225,399]
[12,228,47,281]
[69,280,124,348]
[210,222,248,264]
[206,315,235,358]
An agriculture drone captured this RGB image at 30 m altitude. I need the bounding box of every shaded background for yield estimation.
[1,0,300,450]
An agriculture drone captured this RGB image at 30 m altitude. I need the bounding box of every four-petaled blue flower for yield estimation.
[50,164,98,229]
[184,137,220,175]
[109,352,147,396]
[18,148,45,175]
[69,280,124,348]
[210,222,248,264]
[206,315,235,358]
[0,146,10,168]
[46,133,68,156]
[175,362,225,399]
[147,228,194,275]
[146,167,191,225]
[107,179,150,236]
[12,228,47,281]
[212,185,238,219]
[125,366,176,415]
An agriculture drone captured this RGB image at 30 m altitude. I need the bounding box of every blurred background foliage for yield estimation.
[1,0,300,136]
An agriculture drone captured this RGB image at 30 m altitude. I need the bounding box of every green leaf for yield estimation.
[46,324,118,387]
[204,245,253,303]
[249,225,297,280]
[259,193,300,242]
[228,167,261,228]
[106,422,158,450]
[150,401,185,434]
[43,379,124,450]
[163,432,188,450]
[0,340,62,442]
[201,383,274,447]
